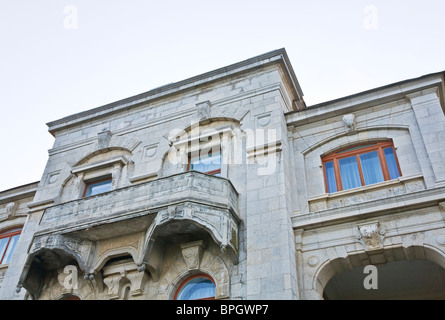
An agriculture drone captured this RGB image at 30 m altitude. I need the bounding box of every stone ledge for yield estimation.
[307,174,425,213]
[292,186,445,230]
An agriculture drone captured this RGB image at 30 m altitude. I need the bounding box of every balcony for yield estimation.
[40,171,238,232]
[23,171,240,295]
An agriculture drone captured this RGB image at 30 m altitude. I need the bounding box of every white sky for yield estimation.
[0,0,444,191]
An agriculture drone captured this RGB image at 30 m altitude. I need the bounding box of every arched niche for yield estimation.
[302,127,421,198]
[59,148,134,203]
[154,239,232,300]
[161,119,242,179]
[313,245,445,300]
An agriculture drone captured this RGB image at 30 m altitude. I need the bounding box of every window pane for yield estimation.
[0,238,9,264]
[84,179,112,197]
[324,161,337,193]
[359,151,384,185]
[339,156,361,190]
[2,234,20,264]
[177,277,215,300]
[384,147,400,180]
[190,148,221,175]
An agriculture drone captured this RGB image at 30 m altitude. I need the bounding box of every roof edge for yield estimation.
[290,70,445,113]
[46,48,303,135]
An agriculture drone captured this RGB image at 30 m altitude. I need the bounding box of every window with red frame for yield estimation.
[0,228,22,264]
[174,274,216,300]
[322,141,401,193]
[83,176,112,198]
[187,146,221,177]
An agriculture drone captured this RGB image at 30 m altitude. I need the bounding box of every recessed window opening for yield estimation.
[188,145,221,177]
[322,141,401,193]
[83,176,112,197]
[174,274,216,300]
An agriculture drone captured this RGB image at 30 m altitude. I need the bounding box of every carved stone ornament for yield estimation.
[196,101,211,121]
[102,260,149,299]
[342,114,357,134]
[97,129,113,149]
[356,221,385,251]
[5,202,18,219]
[180,240,206,270]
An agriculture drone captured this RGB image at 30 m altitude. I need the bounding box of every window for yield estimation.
[83,177,112,197]
[322,141,401,193]
[0,228,22,265]
[174,274,216,300]
[188,146,221,177]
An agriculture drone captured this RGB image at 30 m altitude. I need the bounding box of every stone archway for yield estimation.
[155,239,232,300]
[314,245,445,300]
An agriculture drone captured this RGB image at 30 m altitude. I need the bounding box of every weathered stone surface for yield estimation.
[1,49,445,300]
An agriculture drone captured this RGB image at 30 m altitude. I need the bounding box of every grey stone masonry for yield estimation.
[1,49,445,300]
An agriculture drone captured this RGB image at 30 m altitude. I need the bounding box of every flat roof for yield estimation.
[287,70,445,114]
[46,48,304,136]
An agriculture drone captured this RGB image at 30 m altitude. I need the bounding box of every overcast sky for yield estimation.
[0,0,444,191]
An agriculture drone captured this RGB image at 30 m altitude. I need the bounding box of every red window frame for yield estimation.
[174,274,216,300]
[0,227,22,264]
[322,141,402,193]
[82,177,112,198]
[187,147,222,176]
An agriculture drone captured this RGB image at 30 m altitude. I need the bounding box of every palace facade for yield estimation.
[1,49,444,299]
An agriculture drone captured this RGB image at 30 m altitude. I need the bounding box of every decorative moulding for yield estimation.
[180,240,207,270]
[97,129,113,149]
[356,221,386,251]
[246,140,282,159]
[71,155,130,176]
[129,172,158,184]
[342,114,356,134]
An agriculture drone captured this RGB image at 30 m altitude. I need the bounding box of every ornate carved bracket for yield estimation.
[29,234,93,271]
[342,114,357,134]
[180,240,206,270]
[141,202,239,266]
[102,260,149,299]
[356,221,386,251]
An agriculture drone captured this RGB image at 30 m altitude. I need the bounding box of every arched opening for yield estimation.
[174,274,216,300]
[320,247,445,300]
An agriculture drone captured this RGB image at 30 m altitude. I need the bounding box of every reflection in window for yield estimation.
[0,228,22,264]
[322,141,401,193]
[188,147,221,177]
[175,275,216,300]
[83,178,112,197]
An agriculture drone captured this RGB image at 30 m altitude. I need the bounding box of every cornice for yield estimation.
[286,71,445,127]
[46,48,304,136]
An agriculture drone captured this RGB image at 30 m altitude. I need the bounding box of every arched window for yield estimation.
[0,228,22,264]
[322,141,401,193]
[174,274,216,300]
